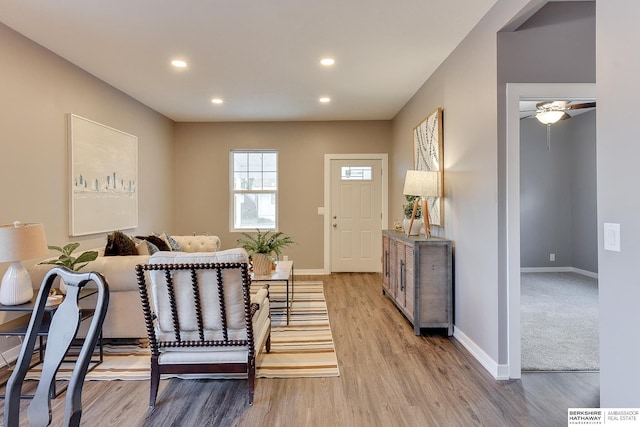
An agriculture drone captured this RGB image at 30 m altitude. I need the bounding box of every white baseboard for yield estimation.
[294,269,328,275]
[520,266,598,279]
[453,327,510,380]
[294,269,383,276]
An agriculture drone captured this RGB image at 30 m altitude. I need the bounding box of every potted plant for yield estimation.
[237,230,295,275]
[403,195,423,236]
[40,243,99,293]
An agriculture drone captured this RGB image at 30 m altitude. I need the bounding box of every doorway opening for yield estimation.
[519,101,598,372]
[505,83,596,378]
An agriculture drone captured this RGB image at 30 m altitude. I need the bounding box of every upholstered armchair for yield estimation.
[135,248,271,406]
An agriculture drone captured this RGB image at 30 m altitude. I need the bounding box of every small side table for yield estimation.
[251,260,294,325]
[0,287,103,398]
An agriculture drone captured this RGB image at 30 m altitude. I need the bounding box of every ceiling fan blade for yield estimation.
[565,102,596,110]
[520,114,536,120]
[536,100,569,110]
[560,112,571,120]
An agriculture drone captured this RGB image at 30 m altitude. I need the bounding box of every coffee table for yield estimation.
[251,260,294,325]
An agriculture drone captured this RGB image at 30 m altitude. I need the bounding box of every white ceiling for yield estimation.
[0,1,497,122]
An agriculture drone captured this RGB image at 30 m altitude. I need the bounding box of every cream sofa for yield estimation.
[28,235,221,339]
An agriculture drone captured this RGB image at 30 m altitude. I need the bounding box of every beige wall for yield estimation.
[173,121,391,269]
[0,22,174,271]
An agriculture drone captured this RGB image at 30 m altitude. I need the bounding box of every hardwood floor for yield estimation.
[0,273,598,426]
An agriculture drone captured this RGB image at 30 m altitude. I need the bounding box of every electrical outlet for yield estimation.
[549,253,555,262]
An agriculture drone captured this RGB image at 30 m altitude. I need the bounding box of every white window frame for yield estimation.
[229,149,278,232]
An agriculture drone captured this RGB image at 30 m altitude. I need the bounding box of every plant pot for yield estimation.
[252,253,274,275]
[403,218,423,236]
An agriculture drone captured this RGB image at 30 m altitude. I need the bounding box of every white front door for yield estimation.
[330,159,382,272]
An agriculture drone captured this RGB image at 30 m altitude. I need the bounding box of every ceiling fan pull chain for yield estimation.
[546,124,551,151]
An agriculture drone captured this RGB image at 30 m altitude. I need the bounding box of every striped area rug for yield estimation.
[26,281,339,380]
[255,280,339,377]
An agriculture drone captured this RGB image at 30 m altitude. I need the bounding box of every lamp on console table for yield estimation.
[0,221,48,305]
[402,170,439,237]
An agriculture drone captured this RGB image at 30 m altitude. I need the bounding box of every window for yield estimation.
[230,150,278,231]
[341,166,372,181]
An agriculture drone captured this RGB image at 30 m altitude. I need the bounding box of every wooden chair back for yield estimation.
[3,267,109,427]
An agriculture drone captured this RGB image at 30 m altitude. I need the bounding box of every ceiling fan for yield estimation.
[521,100,596,151]
[521,100,597,125]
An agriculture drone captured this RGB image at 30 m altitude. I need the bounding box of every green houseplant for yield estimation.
[403,195,423,235]
[42,243,99,271]
[237,230,295,275]
[403,195,422,220]
[41,243,99,293]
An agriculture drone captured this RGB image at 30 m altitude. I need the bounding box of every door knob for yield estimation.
[332,215,337,219]
[332,223,337,228]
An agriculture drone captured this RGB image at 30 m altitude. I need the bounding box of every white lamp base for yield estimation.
[0,261,34,305]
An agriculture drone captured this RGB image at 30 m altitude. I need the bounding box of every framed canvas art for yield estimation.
[413,107,444,226]
[69,114,138,236]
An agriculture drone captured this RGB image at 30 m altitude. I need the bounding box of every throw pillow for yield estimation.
[104,231,137,256]
[135,240,149,255]
[136,235,171,252]
[161,232,182,251]
[145,240,160,255]
[135,239,160,255]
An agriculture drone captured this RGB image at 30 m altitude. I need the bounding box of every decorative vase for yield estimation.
[403,218,423,236]
[252,253,274,275]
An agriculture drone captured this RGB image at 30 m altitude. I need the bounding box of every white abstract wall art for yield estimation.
[413,107,444,226]
[69,114,138,236]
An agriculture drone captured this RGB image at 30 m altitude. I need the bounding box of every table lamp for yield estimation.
[402,170,439,237]
[0,221,48,305]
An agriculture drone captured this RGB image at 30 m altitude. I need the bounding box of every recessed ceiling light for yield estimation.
[171,60,187,68]
[320,58,335,66]
[319,97,331,103]
[211,98,224,104]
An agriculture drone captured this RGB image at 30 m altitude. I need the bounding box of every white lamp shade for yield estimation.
[0,222,48,262]
[403,170,439,197]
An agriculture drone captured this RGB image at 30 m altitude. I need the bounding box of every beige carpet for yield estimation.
[27,281,339,381]
[521,272,598,371]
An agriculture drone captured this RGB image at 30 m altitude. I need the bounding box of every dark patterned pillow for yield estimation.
[144,240,160,254]
[136,235,171,252]
[135,239,160,255]
[104,231,137,256]
[162,232,182,251]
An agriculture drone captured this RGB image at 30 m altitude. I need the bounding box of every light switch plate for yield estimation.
[604,223,621,252]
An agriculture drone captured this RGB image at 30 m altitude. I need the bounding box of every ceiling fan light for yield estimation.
[535,110,564,125]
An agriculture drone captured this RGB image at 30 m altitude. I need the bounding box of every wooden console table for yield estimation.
[382,230,453,336]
